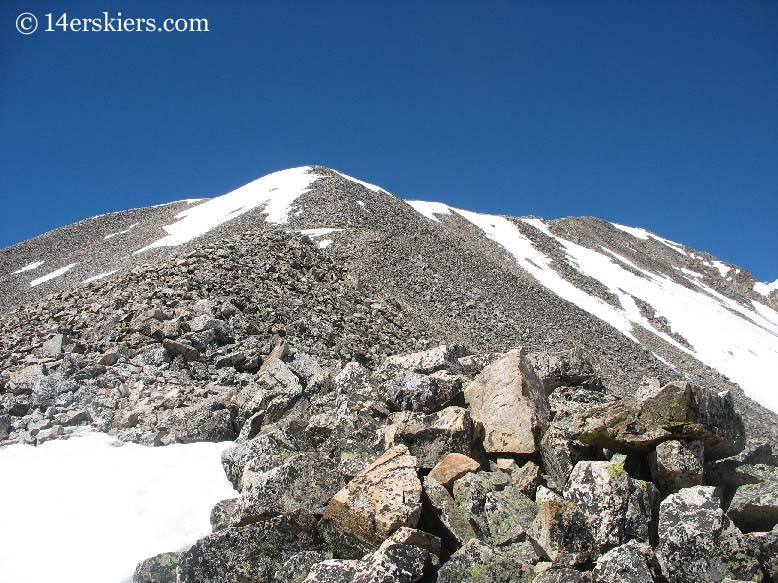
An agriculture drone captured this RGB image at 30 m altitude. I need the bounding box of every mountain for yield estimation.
[2,166,776,417]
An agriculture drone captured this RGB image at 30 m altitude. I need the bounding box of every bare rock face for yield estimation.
[563,459,659,553]
[649,439,704,494]
[464,349,549,455]
[656,486,761,583]
[570,381,746,461]
[429,453,481,488]
[727,481,778,533]
[320,445,422,555]
[377,406,474,468]
[528,498,597,567]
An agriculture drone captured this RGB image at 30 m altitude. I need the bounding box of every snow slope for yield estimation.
[408,201,778,412]
[0,431,236,583]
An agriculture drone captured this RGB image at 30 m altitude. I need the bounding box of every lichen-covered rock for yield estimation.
[746,530,778,581]
[221,428,297,490]
[210,498,237,532]
[563,460,659,552]
[452,471,538,546]
[377,406,474,468]
[464,349,549,455]
[510,460,544,499]
[532,567,590,583]
[233,452,344,525]
[570,382,745,461]
[302,559,359,582]
[435,538,536,583]
[378,370,464,413]
[591,541,654,583]
[236,358,304,424]
[727,481,778,533]
[177,516,323,583]
[421,475,478,552]
[275,551,330,583]
[155,396,238,444]
[132,551,181,583]
[351,540,430,583]
[385,527,442,566]
[320,445,422,557]
[649,439,704,494]
[656,486,762,583]
[428,453,481,488]
[526,348,600,394]
[540,425,599,490]
[528,498,596,567]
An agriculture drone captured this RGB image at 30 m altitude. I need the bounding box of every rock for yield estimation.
[591,542,654,583]
[656,486,761,583]
[0,414,10,440]
[210,498,237,532]
[420,475,477,552]
[452,471,538,545]
[99,350,120,366]
[532,568,590,583]
[233,452,343,525]
[377,406,474,468]
[435,538,535,583]
[727,481,778,532]
[156,397,237,444]
[746,530,778,581]
[177,516,322,583]
[526,348,600,394]
[42,334,64,358]
[221,428,297,490]
[132,551,181,583]
[380,345,468,375]
[457,353,503,375]
[237,358,304,424]
[539,425,599,490]
[351,539,430,582]
[320,445,422,557]
[428,453,481,488]
[510,461,543,499]
[275,551,330,583]
[31,375,79,407]
[8,364,46,394]
[161,338,200,362]
[385,527,442,565]
[649,439,704,494]
[528,498,597,567]
[570,381,745,461]
[563,460,659,552]
[378,370,463,413]
[464,349,549,455]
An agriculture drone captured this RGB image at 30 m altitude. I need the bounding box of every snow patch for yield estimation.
[11,260,43,274]
[754,279,778,297]
[405,200,453,222]
[333,170,389,194]
[83,270,118,283]
[104,222,139,240]
[356,200,366,207]
[318,239,333,249]
[709,260,731,277]
[611,222,687,255]
[0,430,236,583]
[299,228,343,237]
[135,167,319,254]
[29,263,77,287]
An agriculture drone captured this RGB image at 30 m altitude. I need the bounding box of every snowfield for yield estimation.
[0,431,236,583]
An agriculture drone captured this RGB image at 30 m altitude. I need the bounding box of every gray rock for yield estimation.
[156,397,237,444]
[303,559,359,582]
[351,540,429,583]
[532,568,590,583]
[745,530,778,581]
[31,375,79,407]
[378,370,463,413]
[510,460,543,499]
[563,460,659,552]
[656,486,762,583]
[435,538,535,583]
[649,439,704,494]
[221,428,297,490]
[276,551,330,583]
[421,475,477,551]
[464,349,549,455]
[132,551,181,583]
[177,516,323,583]
[727,481,778,533]
[377,406,474,468]
[237,358,304,424]
[528,498,597,567]
[591,541,654,583]
[526,348,600,394]
[380,345,468,375]
[8,364,46,394]
[42,334,64,358]
[0,414,10,440]
[210,498,237,532]
[540,424,599,490]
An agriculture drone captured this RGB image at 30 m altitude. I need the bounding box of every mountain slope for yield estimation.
[1,165,776,422]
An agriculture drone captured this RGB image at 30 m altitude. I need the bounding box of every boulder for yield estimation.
[746,530,778,581]
[237,358,304,424]
[351,539,430,583]
[528,498,596,567]
[42,334,64,358]
[379,345,468,375]
[510,460,543,499]
[233,452,344,525]
[531,568,590,583]
[8,364,46,394]
[132,551,181,583]
[303,559,359,582]
[727,481,778,533]
[156,397,237,444]
[540,425,599,490]
[275,551,329,583]
[177,517,323,583]
[320,445,422,557]
[464,349,549,455]
[385,527,442,565]
[649,439,704,494]
[591,542,654,583]
[420,475,477,552]
[210,498,237,532]
[570,382,745,461]
[161,338,200,362]
[526,348,600,394]
[435,538,536,583]
[428,453,481,489]
[221,428,297,490]
[378,370,463,413]
[656,486,761,583]
[377,406,474,468]
[563,460,659,552]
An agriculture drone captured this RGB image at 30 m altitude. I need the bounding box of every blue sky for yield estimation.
[1,1,776,280]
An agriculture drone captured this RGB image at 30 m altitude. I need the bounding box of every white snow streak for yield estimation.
[405,200,453,222]
[83,270,118,283]
[11,260,43,274]
[333,170,389,194]
[0,430,236,583]
[612,222,688,255]
[29,263,77,287]
[299,228,343,237]
[754,279,778,297]
[104,222,139,240]
[318,239,333,249]
[134,167,320,254]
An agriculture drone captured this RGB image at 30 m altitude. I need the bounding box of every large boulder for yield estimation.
[236,358,304,424]
[464,349,549,455]
[656,486,761,583]
[435,538,536,583]
[379,345,468,376]
[727,481,778,533]
[377,407,474,468]
[320,445,422,557]
[649,439,704,494]
[563,460,659,552]
[177,517,323,583]
[378,370,463,413]
[570,381,745,461]
[528,498,597,567]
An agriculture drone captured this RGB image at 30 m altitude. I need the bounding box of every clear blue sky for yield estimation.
[2,0,776,280]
